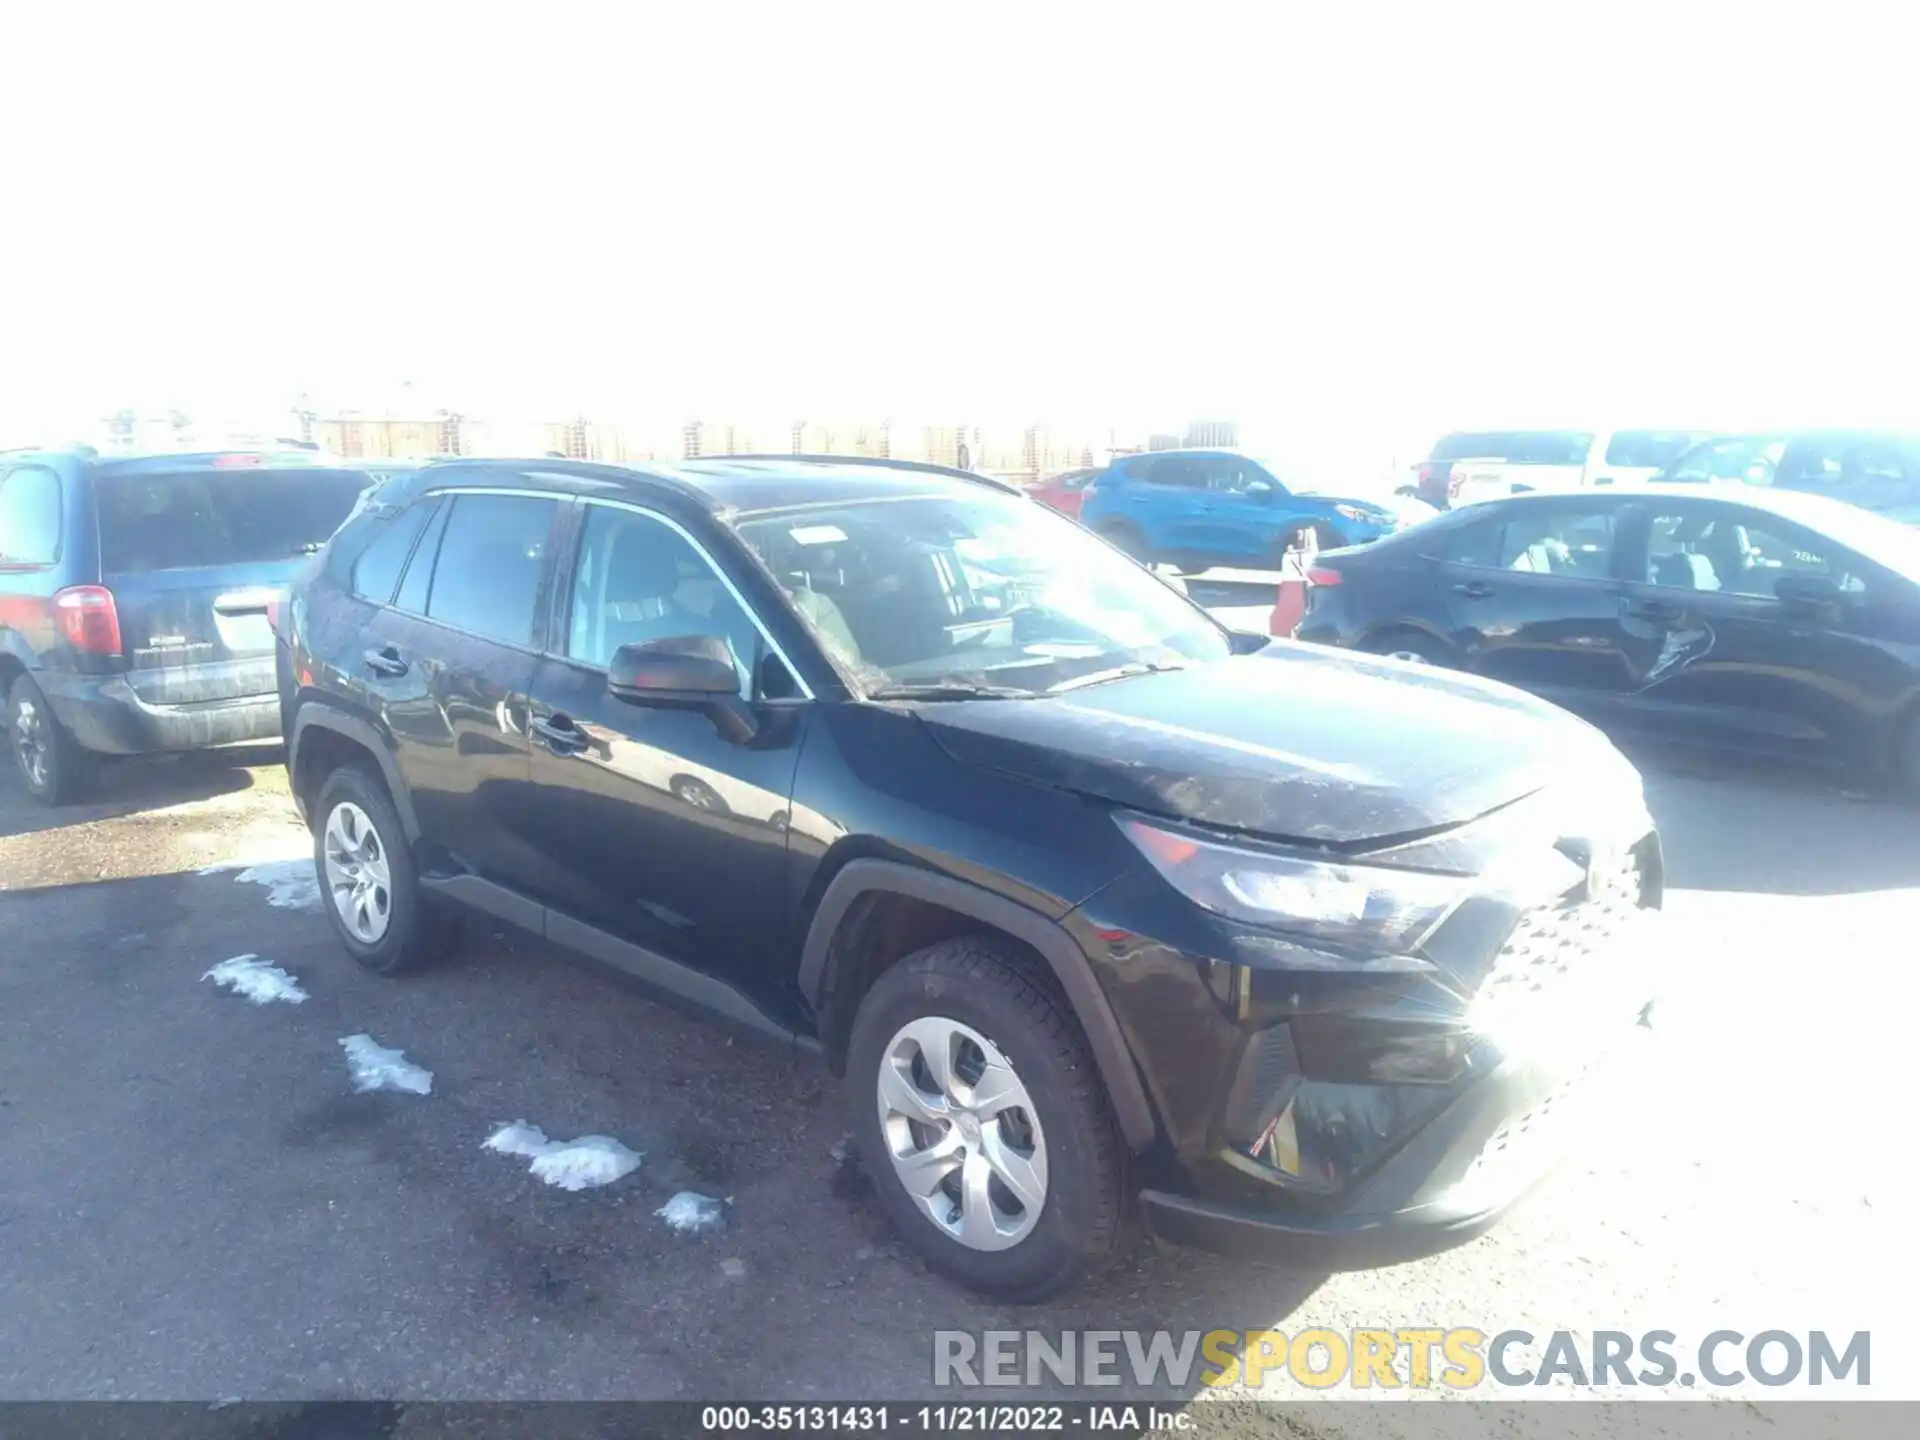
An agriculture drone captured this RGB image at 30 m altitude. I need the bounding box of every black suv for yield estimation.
[278,455,1663,1300]
[1,447,374,803]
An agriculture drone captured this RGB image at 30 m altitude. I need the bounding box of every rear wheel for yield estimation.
[1363,630,1452,667]
[7,674,95,806]
[847,936,1129,1301]
[313,763,452,974]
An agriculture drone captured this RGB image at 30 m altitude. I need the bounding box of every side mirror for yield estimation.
[1774,574,1842,609]
[1245,479,1276,500]
[607,635,756,743]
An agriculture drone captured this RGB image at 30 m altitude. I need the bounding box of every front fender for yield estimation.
[798,858,1158,1151]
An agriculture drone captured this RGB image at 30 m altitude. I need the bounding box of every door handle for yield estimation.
[1451,582,1494,599]
[362,647,409,677]
[531,714,589,755]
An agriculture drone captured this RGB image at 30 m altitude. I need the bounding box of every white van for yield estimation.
[1412,429,1708,509]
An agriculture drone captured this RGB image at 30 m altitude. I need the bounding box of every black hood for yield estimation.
[914,646,1628,848]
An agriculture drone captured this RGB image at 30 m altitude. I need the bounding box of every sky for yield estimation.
[1,4,1914,478]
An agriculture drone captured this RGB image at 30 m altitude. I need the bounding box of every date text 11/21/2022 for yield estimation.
[698,1405,1192,1431]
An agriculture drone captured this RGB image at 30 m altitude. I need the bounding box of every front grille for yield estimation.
[1473,846,1645,1021]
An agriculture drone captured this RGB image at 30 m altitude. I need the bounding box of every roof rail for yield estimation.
[702,453,1023,492]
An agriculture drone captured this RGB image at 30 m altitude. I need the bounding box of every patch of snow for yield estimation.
[481,1120,642,1191]
[656,1191,729,1235]
[204,858,323,912]
[529,1135,642,1192]
[483,1120,556,1159]
[203,954,308,1005]
[338,1034,433,1095]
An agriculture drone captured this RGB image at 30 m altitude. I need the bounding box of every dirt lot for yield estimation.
[0,704,1911,1422]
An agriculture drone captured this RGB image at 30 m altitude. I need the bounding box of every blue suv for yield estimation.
[1,446,373,803]
[1079,450,1397,572]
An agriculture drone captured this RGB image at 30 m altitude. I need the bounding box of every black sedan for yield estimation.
[1294,486,1920,783]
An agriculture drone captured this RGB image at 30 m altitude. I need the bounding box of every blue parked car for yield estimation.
[1078,450,1399,573]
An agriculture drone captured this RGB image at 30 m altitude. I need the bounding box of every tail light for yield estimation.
[53,585,123,656]
[1307,566,1343,586]
[265,597,284,634]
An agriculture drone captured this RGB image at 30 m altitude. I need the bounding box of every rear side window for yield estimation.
[422,493,559,646]
[0,465,62,565]
[1603,430,1699,469]
[350,504,434,604]
[1438,505,1618,577]
[393,499,449,614]
[95,469,371,574]
[1142,456,1208,488]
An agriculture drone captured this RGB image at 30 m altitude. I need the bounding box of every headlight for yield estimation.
[1120,816,1466,953]
[1333,504,1368,522]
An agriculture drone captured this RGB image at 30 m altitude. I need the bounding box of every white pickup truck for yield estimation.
[1413,429,1708,509]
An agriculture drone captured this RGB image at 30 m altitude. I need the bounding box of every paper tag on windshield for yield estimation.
[789,525,846,545]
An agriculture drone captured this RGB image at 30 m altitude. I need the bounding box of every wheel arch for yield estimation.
[1356,620,1459,661]
[798,858,1156,1151]
[290,705,419,840]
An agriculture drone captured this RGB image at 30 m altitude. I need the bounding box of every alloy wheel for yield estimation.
[322,800,393,944]
[876,1016,1049,1252]
[11,697,49,791]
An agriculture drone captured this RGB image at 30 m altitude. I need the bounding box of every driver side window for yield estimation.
[1644,508,1864,598]
[566,505,794,697]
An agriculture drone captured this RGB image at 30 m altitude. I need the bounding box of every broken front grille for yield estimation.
[1473,846,1647,1022]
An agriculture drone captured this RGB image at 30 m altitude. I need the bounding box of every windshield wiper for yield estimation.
[1047,661,1186,694]
[866,682,1038,702]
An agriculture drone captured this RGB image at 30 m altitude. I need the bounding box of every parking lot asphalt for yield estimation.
[1,635,1913,1418]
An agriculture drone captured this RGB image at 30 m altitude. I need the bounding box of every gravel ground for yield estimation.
[0,671,1910,1426]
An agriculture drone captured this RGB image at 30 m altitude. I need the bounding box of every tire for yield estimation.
[312,763,451,975]
[1095,520,1148,563]
[670,773,732,816]
[847,936,1130,1301]
[7,673,96,806]
[1363,630,1452,668]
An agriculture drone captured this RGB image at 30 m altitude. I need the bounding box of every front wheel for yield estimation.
[847,937,1129,1301]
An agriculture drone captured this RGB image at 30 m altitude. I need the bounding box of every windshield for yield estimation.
[731,491,1232,696]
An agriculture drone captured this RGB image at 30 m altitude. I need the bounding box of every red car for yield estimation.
[1028,467,1101,521]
